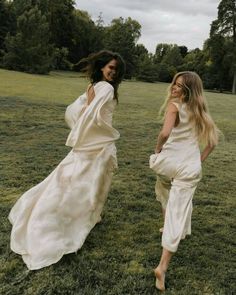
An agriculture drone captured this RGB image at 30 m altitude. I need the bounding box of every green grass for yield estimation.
[0,69,235,295]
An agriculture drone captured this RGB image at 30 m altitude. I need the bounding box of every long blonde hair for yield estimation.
[159,71,219,146]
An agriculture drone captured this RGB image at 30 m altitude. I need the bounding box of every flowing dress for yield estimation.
[9,81,120,270]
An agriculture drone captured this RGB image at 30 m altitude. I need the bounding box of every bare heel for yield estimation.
[154,267,166,291]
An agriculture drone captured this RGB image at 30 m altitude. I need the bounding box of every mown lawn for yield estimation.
[0,69,235,295]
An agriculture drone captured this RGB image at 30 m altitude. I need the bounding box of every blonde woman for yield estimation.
[149,71,219,291]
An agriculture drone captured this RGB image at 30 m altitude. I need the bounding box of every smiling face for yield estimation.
[171,76,184,100]
[101,59,117,82]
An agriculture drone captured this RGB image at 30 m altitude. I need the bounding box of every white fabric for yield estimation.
[9,81,120,270]
[150,102,202,252]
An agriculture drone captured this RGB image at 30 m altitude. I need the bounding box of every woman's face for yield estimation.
[171,76,184,99]
[101,59,117,82]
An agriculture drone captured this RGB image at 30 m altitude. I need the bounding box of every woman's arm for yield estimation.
[155,103,178,153]
[201,144,215,162]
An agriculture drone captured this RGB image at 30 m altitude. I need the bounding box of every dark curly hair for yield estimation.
[79,50,126,101]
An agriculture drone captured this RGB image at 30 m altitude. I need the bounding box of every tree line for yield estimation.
[0,0,235,93]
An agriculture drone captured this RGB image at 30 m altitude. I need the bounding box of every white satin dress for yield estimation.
[9,81,120,270]
[150,102,202,253]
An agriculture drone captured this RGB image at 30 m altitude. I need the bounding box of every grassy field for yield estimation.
[0,68,235,295]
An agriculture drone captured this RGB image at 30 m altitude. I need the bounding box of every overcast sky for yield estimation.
[75,0,221,53]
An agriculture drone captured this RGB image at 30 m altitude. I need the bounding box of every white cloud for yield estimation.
[75,0,221,53]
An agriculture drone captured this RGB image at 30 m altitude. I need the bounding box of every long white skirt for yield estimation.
[9,144,117,270]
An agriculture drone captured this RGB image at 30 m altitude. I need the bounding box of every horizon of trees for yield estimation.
[0,0,235,93]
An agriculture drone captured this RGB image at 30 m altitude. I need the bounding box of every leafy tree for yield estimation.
[26,0,76,51]
[104,17,141,78]
[71,10,104,66]
[135,43,148,75]
[53,47,72,70]
[136,43,148,57]
[11,0,32,16]
[178,46,188,58]
[154,44,183,82]
[157,63,176,82]
[182,48,207,75]
[14,0,77,66]
[136,55,158,82]
[153,43,171,64]
[0,0,16,52]
[210,0,236,93]
[3,5,54,73]
[205,36,231,91]
[161,45,183,68]
[135,45,158,82]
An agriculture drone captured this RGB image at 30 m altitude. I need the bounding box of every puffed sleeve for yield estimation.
[65,93,87,129]
[65,81,119,149]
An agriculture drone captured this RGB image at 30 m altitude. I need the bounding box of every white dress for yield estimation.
[9,81,120,270]
[150,102,202,252]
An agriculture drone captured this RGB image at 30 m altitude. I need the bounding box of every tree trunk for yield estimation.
[232,70,236,94]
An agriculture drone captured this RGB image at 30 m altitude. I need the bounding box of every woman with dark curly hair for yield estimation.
[9,50,125,270]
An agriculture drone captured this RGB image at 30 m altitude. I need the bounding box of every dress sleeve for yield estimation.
[65,82,119,148]
[95,83,115,128]
[65,93,87,129]
[92,82,114,105]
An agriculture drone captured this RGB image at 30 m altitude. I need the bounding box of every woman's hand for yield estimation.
[201,144,215,162]
[155,147,162,154]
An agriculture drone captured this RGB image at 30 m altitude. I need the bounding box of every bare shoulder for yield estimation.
[167,101,179,112]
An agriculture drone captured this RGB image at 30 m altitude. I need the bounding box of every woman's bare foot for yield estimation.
[154,267,166,291]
